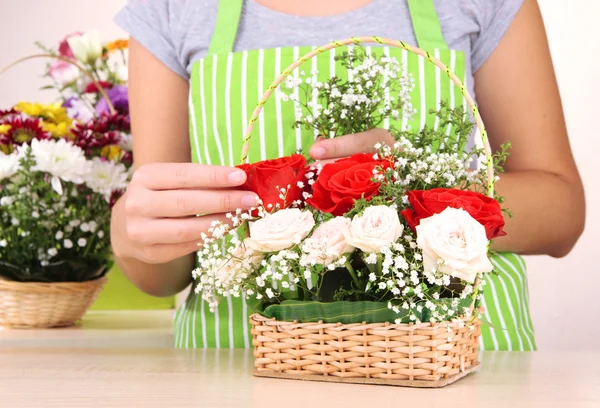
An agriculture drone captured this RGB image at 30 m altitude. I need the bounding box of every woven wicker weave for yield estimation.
[251,314,480,387]
[0,277,107,329]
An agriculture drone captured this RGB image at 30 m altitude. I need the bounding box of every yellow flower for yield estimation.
[0,124,11,135]
[42,122,73,138]
[14,102,71,124]
[15,102,73,138]
[101,145,122,161]
[106,39,129,53]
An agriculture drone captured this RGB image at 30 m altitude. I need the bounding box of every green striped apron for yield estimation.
[175,0,537,351]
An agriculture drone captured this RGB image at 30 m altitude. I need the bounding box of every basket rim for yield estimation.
[249,312,480,331]
[0,276,108,294]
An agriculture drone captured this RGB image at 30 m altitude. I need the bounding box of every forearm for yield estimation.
[110,197,194,297]
[491,170,585,257]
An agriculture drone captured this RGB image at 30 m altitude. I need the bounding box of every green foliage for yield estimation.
[0,150,112,283]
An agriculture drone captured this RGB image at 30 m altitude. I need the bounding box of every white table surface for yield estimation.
[0,349,599,408]
[0,310,175,348]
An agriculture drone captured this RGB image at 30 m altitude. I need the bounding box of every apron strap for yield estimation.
[207,0,244,55]
[207,0,449,54]
[406,0,449,50]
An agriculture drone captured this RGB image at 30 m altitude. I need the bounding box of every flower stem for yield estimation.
[345,261,361,289]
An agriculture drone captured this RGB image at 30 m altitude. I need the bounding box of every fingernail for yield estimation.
[242,194,258,207]
[228,170,246,184]
[311,146,326,159]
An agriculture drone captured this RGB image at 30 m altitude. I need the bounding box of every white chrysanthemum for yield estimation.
[85,158,129,200]
[0,152,20,180]
[29,138,88,195]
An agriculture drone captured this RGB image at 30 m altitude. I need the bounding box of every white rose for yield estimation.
[416,207,494,283]
[245,209,315,253]
[302,217,354,265]
[215,245,264,287]
[344,205,404,253]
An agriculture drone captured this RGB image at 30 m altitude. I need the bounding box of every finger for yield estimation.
[309,128,395,160]
[308,158,344,168]
[139,239,204,265]
[132,162,248,190]
[126,214,232,245]
[126,189,259,218]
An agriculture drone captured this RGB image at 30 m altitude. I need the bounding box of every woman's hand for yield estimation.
[112,163,258,265]
[309,128,395,161]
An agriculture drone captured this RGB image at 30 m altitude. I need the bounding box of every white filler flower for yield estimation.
[302,217,354,265]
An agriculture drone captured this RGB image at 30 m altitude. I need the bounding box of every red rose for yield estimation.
[85,81,113,94]
[400,188,507,240]
[307,153,391,216]
[237,154,308,212]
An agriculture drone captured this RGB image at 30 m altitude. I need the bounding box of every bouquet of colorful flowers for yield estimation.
[37,30,129,121]
[0,31,132,284]
[192,47,510,327]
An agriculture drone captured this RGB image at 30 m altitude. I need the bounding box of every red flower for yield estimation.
[307,153,391,216]
[71,113,130,159]
[85,81,113,94]
[401,188,506,240]
[0,117,50,151]
[0,109,18,119]
[107,189,125,208]
[236,154,308,212]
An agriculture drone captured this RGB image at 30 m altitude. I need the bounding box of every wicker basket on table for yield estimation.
[0,277,107,329]
[241,37,492,388]
[0,56,114,330]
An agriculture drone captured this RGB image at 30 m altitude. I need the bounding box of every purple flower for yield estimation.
[95,85,129,116]
[62,98,74,109]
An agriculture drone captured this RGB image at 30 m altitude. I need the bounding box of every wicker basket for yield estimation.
[251,314,481,387]
[242,36,494,387]
[0,277,107,329]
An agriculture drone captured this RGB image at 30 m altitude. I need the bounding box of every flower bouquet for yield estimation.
[192,38,510,387]
[0,32,132,328]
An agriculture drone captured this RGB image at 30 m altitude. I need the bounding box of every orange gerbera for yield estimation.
[106,39,129,52]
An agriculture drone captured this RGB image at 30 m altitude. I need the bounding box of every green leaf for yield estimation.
[262,300,400,324]
[260,297,475,324]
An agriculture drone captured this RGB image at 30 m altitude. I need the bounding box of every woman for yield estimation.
[111,0,585,349]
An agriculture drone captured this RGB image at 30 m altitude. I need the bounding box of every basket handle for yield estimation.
[0,54,116,116]
[242,36,492,318]
[241,36,494,198]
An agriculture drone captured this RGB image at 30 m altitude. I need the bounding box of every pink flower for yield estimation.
[58,32,82,58]
[48,60,79,85]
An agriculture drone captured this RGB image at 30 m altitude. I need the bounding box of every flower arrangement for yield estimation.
[37,30,129,120]
[0,31,131,284]
[192,47,511,328]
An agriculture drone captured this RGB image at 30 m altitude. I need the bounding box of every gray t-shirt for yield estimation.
[115,0,523,99]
